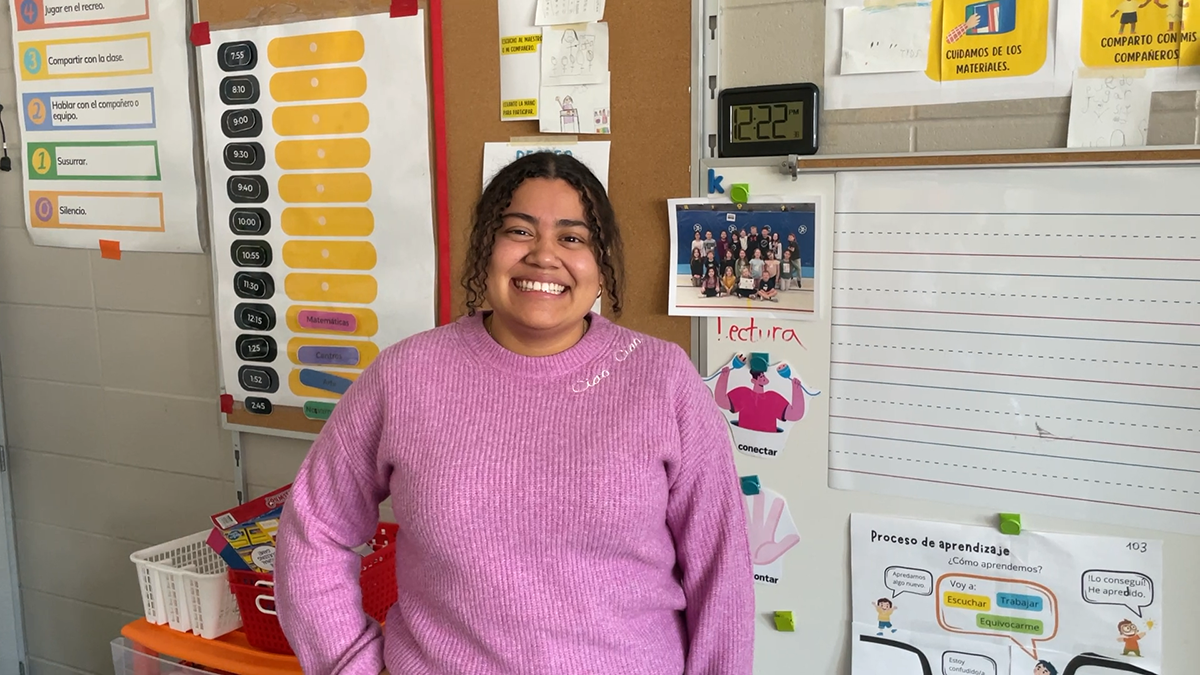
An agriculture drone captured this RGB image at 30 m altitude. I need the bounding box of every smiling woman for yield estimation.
[274,152,755,675]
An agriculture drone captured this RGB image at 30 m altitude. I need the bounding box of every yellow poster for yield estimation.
[925,0,1050,80]
[1179,1,1200,64]
[1080,0,1190,67]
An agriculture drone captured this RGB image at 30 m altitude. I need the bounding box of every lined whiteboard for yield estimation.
[696,160,1200,675]
[828,167,1200,535]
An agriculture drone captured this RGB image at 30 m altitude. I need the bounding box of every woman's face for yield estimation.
[486,178,601,334]
[692,249,700,259]
[738,249,746,259]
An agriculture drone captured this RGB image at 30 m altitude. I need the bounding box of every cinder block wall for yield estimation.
[720,0,1200,154]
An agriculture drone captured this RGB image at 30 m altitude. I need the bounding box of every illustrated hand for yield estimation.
[967,11,981,27]
[747,492,800,565]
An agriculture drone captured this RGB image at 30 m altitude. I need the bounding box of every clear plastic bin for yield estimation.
[111,636,214,675]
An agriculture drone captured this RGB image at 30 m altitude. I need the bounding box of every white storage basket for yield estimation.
[129,530,242,639]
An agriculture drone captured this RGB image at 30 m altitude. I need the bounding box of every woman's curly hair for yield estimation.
[462,152,625,316]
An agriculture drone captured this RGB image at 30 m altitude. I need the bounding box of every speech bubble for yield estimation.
[936,573,1059,659]
[1081,569,1155,617]
[885,566,934,598]
[941,651,998,675]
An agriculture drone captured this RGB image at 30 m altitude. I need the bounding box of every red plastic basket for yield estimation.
[228,522,399,655]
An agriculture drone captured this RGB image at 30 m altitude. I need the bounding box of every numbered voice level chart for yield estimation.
[14,0,171,232]
[214,29,379,420]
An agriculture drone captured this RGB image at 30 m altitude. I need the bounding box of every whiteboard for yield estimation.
[696,161,1199,675]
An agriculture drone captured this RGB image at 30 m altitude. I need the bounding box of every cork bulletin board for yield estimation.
[201,0,694,437]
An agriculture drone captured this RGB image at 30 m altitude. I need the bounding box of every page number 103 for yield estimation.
[1127,541,1148,553]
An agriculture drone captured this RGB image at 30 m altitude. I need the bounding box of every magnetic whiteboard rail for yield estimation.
[704,145,1200,176]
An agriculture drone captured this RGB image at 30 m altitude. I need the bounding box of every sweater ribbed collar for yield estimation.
[455,310,620,378]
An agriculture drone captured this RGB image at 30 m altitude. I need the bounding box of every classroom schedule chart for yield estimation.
[8,0,202,252]
[827,167,1200,535]
[199,12,436,422]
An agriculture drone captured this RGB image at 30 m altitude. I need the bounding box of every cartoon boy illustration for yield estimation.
[714,353,807,433]
[873,598,897,636]
[1117,619,1146,656]
[1110,0,1157,34]
[1034,660,1058,675]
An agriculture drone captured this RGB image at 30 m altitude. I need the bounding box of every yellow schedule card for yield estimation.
[926,0,1049,81]
[1081,0,1190,67]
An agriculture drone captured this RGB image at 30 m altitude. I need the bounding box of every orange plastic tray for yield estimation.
[121,619,302,675]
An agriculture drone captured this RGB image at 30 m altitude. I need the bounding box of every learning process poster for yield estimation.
[9,0,202,251]
[851,514,1163,675]
[197,12,436,420]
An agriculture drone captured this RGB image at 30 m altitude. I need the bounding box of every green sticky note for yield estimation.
[303,401,336,420]
[774,611,795,632]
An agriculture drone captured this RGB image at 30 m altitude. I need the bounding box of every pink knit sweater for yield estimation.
[275,312,755,674]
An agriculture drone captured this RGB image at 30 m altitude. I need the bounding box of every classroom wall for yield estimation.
[719,0,1200,151]
[0,0,309,671]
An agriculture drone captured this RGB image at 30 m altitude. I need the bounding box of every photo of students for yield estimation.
[780,250,795,291]
[736,267,756,298]
[670,200,818,317]
[722,266,738,296]
[690,248,704,287]
[721,249,736,282]
[750,248,765,282]
[700,267,719,298]
[735,248,749,279]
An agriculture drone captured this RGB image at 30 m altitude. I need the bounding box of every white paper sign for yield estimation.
[1067,71,1152,148]
[482,141,611,189]
[198,13,436,413]
[539,76,611,134]
[535,0,605,26]
[499,0,542,121]
[841,6,932,75]
[851,514,1164,675]
[705,352,819,460]
[541,23,608,85]
[9,0,202,252]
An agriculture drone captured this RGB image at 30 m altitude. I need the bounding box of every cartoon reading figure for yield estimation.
[873,598,897,636]
[714,353,806,433]
[1034,660,1058,675]
[1117,619,1146,656]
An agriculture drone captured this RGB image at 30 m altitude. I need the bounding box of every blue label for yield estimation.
[22,88,157,131]
[298,345,359,366]
[298,368,353,395]
[996,593,1043,612]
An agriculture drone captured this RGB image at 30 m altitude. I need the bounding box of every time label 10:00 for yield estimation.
[730,102,805,143]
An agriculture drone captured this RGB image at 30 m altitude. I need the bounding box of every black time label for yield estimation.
[245,397,273,415]
[233,272,274,300]
[218,41,258,72]
[221,109,262,138]
[236,334,277,362]
[238,365,278,393]
[234,303,276,331]
[229,208,270,235]
[231,240,272,267]
[227,175,268,203]
[224,142,266,171]
[220,75,260,104]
